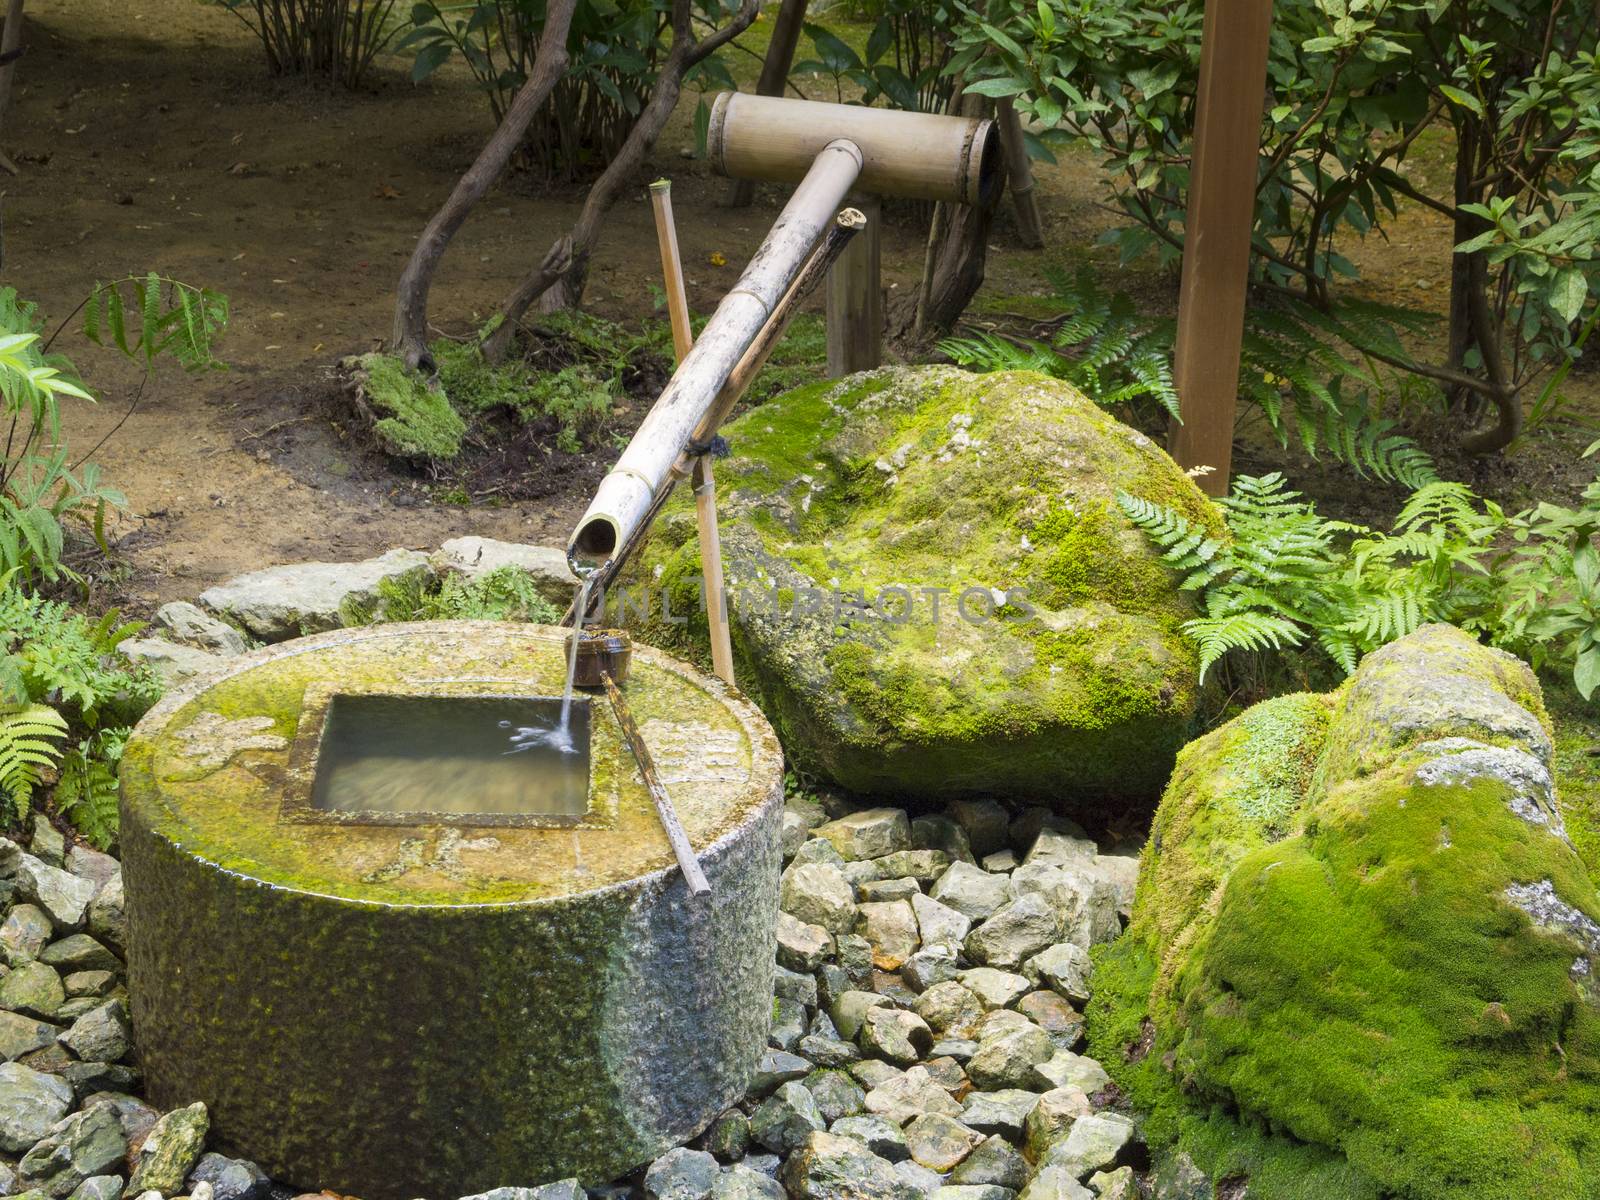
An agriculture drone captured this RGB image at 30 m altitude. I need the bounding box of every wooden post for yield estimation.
[1168,0,1273,496]
[826,194,881,377]
[0,0,26,174]
[996,99,1043,249]
[723,0,810,209]
[649,180,694,363]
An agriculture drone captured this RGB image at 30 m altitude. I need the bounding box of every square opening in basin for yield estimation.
[302,693,593,826]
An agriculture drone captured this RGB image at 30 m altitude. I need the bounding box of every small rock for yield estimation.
[920,1056,966,1093]
[0,1062,74,1152]
[1088,1166,1138,1200]
[776,912,835,973]
[910,894,971,949]
[967,1026,1054,1091]
[794,839,850,869]
[1024,829,1097,870]
[782,864,858,934]
[904,1113,982,1172]
[782,812,811,861]
[959,1090,1039,1141]
[814,810,912,862]
[858,901,920,970]
[864,1066,963,1126]
[86,878,125,954]
[798,1033,859,1068]
[859,878,922,904]
[0,962,65,1019]
[830,1115,909,1162]
[1017,1166,1093,1200]
[29,819,65,868]
[950,1135,1027,1190]
[1016,993,1083,1051]
[804,1069,866,1122]
[894,1159,943,1200]
[39,938,118,975]
[911,816,975,866]
[1023,1088,1091,1162]
[981,850,1018,873]
[972,1010,1034,1041]
[781,1131,921,1200]
[1,905,54,966]
[1024,944,1092,1005]
[903,944,961,993]
[770,998,808,1052]
[712,1164,785,1200]
[837,933,875,984]
[929,1038,978,1062]
[1031,1051,1109,1095]
[775,965,819,1011]
[1148,1151,1210,1200]
[1042,1114,1134,1180]
[644,1146,721,1200]
[702,1110,750,1162]
[63,849,118,895]
[957,969,1033,1011]
[0,1011,61,1061]
[930,864,1011,923]
[188,1152,271,1200]
[432,537,574,603]
[831,991,891,1041]
[59,1064,138,1101]
[17,860,96,933]
[66,1177,123,1200]
[62,973,114,1001]
[949,801,1010,858]
[128,1101,209,1195]
[118,639,229,690]
[859,1008,933,1067]
[751,1081,826,1153]
[935,1187,1011,1200]
[871,852,950,887]
[60,1002,130,1065]
[155,602,249,656]
[914,982,983,1037]
[1083,857,1138,922]
[18,1101,126,1198]
[965,895,1061,970]
[196,549,432,641]
[848,1059,904,1091]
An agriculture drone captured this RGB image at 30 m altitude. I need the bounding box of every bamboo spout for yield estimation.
[568,139,864,568]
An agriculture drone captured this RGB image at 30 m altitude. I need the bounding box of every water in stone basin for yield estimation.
[311,694,591,818]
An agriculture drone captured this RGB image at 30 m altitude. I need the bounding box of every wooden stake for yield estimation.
[692,457,735,686]
[724,0,810,209]
[996,99,1043,249]
[649,179,695,363]
[603,670,711,896]
[1169,0,1273,496]
[826,194,881,377]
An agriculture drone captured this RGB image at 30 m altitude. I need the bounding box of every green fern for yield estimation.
[0,704,68,819]
[946,269,1440,487]
[56,731,126,851]
[82,274,229,372]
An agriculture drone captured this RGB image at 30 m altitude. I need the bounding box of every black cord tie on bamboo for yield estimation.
[686,434,731,459]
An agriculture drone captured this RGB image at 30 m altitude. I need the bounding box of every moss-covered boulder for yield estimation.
[1091,625,1600,1199]
[340,353,465,460]
[624,367,1218,806]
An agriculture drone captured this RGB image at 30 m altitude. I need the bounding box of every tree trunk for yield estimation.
[481,0,759,363]
[723,0,808,209]
[1445,117,1480,417]
[0,0,27,159]
[389,0,578,371]
[914,91,999,335]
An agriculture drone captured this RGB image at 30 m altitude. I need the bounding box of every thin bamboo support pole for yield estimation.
[569,140,864,566]
[559,209,865,625]
[826,194,881,377]
[692,456,735,686]
[602,670,711,896]
[649,179,694,363]
[996,99,1043,249]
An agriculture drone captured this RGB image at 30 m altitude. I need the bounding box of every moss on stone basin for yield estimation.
[121,622,784,1200]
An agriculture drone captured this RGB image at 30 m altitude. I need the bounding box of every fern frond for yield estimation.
[0,703,68,815]
[1182,612,1305,681]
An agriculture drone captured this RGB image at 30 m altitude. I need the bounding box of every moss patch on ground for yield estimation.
[1092,626,1600,1200]
[345,352,466,460]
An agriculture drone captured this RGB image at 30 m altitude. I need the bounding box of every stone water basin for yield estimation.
[119,621,783,1200]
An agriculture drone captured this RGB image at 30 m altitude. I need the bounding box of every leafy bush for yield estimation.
[402,0,739,180]
[1121,468,1600,705]
[1,277,227,584]
[0,578,161,848]
[942,268,1440,487]
[343,564,563,625]
[795,3,958,114]
[953,0,1600,453]
[215,0,400,87]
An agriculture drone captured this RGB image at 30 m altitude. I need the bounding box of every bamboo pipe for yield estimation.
[708,92,1002,208]
[559,209,866,625]
[649,179,694,362]
[569,140,865,568]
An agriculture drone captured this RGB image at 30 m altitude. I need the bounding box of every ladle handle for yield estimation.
[602,670,712,896]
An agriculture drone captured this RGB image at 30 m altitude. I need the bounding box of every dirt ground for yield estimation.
[6,0,1595,614]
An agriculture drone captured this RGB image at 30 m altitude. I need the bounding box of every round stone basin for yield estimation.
[120,621,783,1200]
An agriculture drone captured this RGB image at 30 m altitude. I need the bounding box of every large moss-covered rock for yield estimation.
[1091,626,1600,1199]
[625,367,1217,806]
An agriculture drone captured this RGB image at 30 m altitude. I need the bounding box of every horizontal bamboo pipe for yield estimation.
[559,209,866,625]
[708,92,1002,208]
[569,140,865,568]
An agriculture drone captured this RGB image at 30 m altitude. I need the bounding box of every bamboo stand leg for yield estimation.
[826,194,881,377]
[649,177,736,686]
[996,99,1043,249]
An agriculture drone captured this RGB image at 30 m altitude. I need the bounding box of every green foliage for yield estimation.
[352,352,468,460]
[795,2,958,114]
[951,0,1600,450]
[943,268,1440,487]
[347,565,563,626]
[1123,468,1600,705]
[0,578,160,846]
[401,0,740,180]
[1,278,227,583]
[214,0,399,87]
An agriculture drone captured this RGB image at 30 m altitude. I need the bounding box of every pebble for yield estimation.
[830,1114,910,1162]
[910,894,971,949]
[0,1062,75,1152]
[949,1135,1027,1190]
[780,1130,921,1200]
[859,1008,933,1067]
[776,912,835,973]
[1031,1051,1110,1095]
[956,969,1033,1011]
[804,1069,866,1122]
[750,1082,825,1153]
[644,1147,720,1200]
[781,864,858,935]
[902,945,961,993]
[128,1101,209,1194]
[858,901,920,969]
[903,1113,982,1171]
[1041,1113,1135,1179]
[929,864,1011,922]
[864,1066,963,1126]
